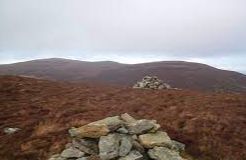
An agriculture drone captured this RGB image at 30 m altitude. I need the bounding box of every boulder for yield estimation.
[119,135,133,157]
[148,147,183,160]
[121,113,137,123]
[126,120,155,135]
[74,124,110,138]
[72,138,99,155]
[90,116,123,131]
[118,150,144,160]
[171,140,185,152]
[60,147,85,158]
[117,127,129,134]
[99,134,120,160]
[139,131,173,149]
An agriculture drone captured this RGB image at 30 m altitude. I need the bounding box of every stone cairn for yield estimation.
[133,76,171,90]
[49,113,186,160]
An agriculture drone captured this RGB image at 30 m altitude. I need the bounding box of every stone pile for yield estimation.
[133,76,171,90]
[49,113,185,160]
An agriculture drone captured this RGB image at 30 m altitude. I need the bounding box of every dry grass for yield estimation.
[32,120,61,137]
[0,76,246,160]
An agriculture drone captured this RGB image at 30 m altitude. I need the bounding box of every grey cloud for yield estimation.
[0,0,246,57]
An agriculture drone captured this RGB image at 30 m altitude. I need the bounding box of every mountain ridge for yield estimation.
[0,58,245,92]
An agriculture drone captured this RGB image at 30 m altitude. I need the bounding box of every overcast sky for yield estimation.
[0,0,246,73]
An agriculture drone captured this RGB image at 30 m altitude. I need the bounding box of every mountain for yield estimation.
[0,76,245,160]
[0,58,246,92]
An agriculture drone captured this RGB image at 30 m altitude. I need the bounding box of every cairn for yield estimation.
[49,113,186,160]
[133,76,171,90]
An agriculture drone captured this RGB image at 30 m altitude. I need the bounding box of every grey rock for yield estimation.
[117,127,129,134]
[132,141,145,154]
[119,135,133,157]
[126,120,155,135]
[99,134,120,160]
[121,113,137,123]
[72,138,99,155]
[148,147,183,160]
[77,157,88,160]
[65,143,72,148]
[171,140,185,152]
[60,147,85,158]
[69,127,79,137]
[3,127,21,134]
[118,150,143,160]
[139,131,173,149]
[48,154,66,160]
[90,116,123,131]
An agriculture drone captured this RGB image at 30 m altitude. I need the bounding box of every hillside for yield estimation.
[0,58,246,92]
[0,76,245,160]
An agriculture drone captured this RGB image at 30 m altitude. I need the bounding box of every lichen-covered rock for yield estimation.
[72,138,99,155]
[171,140,185,152]
[60,147,85,158]
[119,135,133,157]
[126,120,155,135]
[121,113,137,123]
[118,150,143,160]
[90,116,123,131]
[77,157,88,160]
[99,134,120,160]
[117,127,129,134]
[48,154,65,160]
[132,141,145,154]
[139,131,173,149]
[148,147,183,160]
[73,124,110,138]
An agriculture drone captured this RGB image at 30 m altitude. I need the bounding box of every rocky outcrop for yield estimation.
[48,113,186,160]
[133,76,171,90]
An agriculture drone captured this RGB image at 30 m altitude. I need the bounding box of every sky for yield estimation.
[0,0,246,73]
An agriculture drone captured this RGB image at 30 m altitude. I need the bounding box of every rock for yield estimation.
[48,154,65,160]
[118,150,143,160]
[171,140,185,152]
[74,124,110,138]
[60,147,85,158]
[132,141,145,154]
[99,134,120,160]
[148,120,161,133]
[126,120,155,135]
[65,143,72,148]
[72,138,99,155]
[3,127,21,134]
[133,76,172,90]
[77,157,88,160]
[87,155,101,160]
[148,147,183,160]
[119,135,133,157]
[90,116,123,131]
[117,127,129,134]
[69,127,79,137]
[121,113,137,123]
[74,116,123,138]
[48,114,187,160]
[139,131,173,149]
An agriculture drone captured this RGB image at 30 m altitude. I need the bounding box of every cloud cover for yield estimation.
[0,0,246,72]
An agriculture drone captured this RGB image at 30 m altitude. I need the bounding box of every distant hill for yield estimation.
[0,58,246,92]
